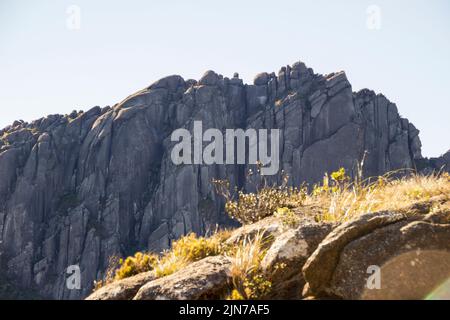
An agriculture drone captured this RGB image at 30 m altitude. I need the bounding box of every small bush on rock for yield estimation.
[115,252,158,280]
[274,207,301,228]
[94,230,232,290]
[213,174,307,224]
[154,231,231,278]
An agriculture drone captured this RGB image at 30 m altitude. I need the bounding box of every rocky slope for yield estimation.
[87,196,450,300]
[0,61,448,299]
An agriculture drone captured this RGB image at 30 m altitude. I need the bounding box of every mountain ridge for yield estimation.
[0,60,448,299]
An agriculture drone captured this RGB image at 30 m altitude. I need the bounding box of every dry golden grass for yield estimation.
[154,230,231,278]
[153,251,190,278]
[217,169,450,224]
[309,171,450,222]
[93,252,158,290]
[94,229,233,290]
[226,232,272,300]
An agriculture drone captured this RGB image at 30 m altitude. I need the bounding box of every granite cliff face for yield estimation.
[0,61,447,299]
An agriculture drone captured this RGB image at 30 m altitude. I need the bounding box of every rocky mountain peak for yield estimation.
[0,60,448,299]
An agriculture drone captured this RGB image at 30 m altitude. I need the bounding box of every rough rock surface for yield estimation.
[261,222,335,299]
[0,61,447,299]
[86,271,155,300]
[225,216,283,246]
[133,256,231,300]
[302,211,408,296]
[302,199,450,299]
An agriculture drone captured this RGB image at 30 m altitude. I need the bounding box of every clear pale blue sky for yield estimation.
[1,0,449,157]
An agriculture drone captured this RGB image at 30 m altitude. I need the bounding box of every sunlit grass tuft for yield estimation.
[94,229,232,290]
[309,171,450,222]
[154,230,231,277]
[226,232,272,300]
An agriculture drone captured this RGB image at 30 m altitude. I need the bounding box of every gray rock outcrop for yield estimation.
[86,271,155,301]
[0,61,445,299]
[261,222,335,299]
[133,256,231,300]
[302,197,450,299]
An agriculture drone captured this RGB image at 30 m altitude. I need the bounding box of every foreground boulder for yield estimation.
[261,222,335,299]
[133,256,231,300]
[86,271,155,300]
[225,216,283,245]
[302,211,407,296]
[303,201,450,299]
